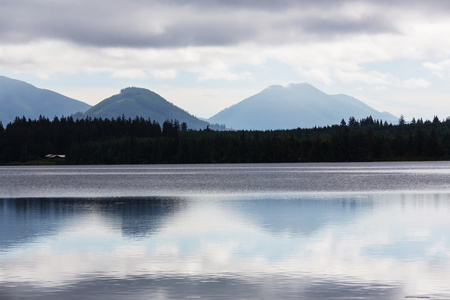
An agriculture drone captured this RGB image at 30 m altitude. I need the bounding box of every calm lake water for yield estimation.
[1,162,450,299]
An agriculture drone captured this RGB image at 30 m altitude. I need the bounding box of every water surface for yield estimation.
[1,162,450,299]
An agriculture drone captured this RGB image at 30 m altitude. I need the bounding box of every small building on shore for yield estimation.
[44,154,66,159]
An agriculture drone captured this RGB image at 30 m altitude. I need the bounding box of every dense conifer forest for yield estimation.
[0,115,449,165]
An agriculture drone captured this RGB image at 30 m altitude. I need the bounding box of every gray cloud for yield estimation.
[299,16,397,35]
[166,0,450,11]
[0,0,448,48]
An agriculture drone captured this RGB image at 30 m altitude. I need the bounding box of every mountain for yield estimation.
[84,87,216,130]
[208,83,398,130]
[0,76,91,125]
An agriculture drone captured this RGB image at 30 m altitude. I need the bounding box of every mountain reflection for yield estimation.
[119,197,187,237]
[0,197,184,250]
[235,197,373,236]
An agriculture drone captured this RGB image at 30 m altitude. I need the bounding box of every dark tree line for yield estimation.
[1,115,450,164]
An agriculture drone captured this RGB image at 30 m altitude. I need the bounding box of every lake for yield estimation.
[1,162,450,299]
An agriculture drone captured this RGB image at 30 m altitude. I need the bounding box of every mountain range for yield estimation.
[0,76,398,130]
[208,83,398,130]
[0,76,91,125]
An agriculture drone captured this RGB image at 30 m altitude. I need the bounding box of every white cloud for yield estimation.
[334,69,393,85]
[111,69,147,79]
[423,59,450,78]
[403,78,431,89]
[151,69,178,79]
[301,68,333,85]
[198,71,253,82]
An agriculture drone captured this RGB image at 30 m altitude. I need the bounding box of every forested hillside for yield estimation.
[0,115,449,164]
[84,87,221,130]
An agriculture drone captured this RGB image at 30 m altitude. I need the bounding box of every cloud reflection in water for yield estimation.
[0,194,449,299]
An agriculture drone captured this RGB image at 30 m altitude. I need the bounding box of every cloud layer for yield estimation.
[0,0,439,48]
[2,0,450,118]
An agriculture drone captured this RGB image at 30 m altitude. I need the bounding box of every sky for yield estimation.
[1,0,450,120]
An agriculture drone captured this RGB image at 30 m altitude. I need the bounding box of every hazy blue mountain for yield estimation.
[84,87,216,130]
[0,76,91,125]
[208,83,398,130]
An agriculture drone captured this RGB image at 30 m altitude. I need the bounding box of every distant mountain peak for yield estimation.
[267,84,283,90]
[267,83,314,89]
[121,86,152,94]
[287,82,312,88]
[266,83,325,95]
[208,82,398,130]
[85,86,217,130]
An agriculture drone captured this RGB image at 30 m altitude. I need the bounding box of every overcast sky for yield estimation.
[2,0,450,120]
